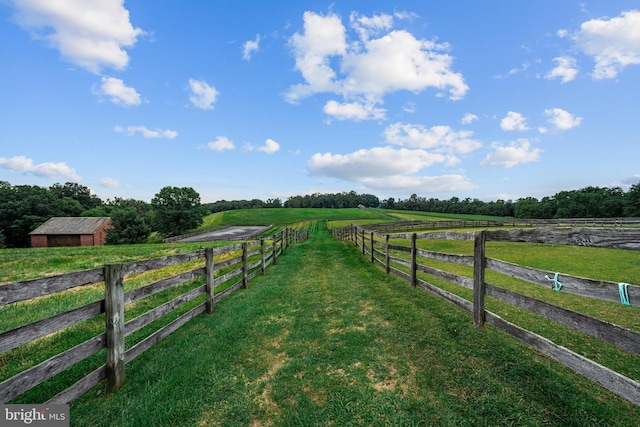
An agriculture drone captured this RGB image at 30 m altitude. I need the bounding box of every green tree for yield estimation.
[106,209,151,245]
[150,186,208,237]
[49,182,103,211]
[626,181,640,217]
[0,182,85,247]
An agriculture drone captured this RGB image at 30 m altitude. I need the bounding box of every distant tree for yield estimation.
[151,186,208,237]
[265,198,282,208]
[106,209,151,245]
[626,181,640,217]
[554,186,624,218]
[0,183,87,247]
[283,191,378,208]
[514,197,541,219]
[50,182,103,211]
[381,197,396,209]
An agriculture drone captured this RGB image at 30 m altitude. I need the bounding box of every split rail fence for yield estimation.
[0,228,309,404]
[363,217,640,234]
[331,224,640,406]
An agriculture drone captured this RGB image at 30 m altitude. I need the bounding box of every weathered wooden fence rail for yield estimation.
[331,224,640,406]
[0,228,309,404]
[363,217,640,233]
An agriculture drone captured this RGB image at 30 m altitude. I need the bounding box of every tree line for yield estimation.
[283,191,380,208]
[206,198,282,213]
[0,181,207,248]
[2,180,639,249]
[380,183,640,218]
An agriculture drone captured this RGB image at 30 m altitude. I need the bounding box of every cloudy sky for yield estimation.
[1,1,639,203]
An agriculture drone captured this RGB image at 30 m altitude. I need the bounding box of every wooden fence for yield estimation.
[0,228,309,404]
[363,217,640,233]
[331,224,640,406]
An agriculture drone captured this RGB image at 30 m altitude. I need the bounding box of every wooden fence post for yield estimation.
[385,234,390,274]
[370,232,374,263]
[411,233,417,287]
[242,242,248,289]
[104,264,125,389]
[260,239,266,275]
[361,229,365,255]
[205,248,215,313]
[473,230,487,326]
[273,234,277,265]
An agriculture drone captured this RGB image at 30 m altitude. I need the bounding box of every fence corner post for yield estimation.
[411,233,417,287]
[205,248,215,313]
[104,263,125,390]
[473,230,487,327]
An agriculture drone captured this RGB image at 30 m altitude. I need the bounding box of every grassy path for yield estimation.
[71,226,640,426]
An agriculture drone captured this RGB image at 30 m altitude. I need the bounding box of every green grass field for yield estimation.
[65,223,639,426]
[201,207,394,228]
[382,235,640,382]
[2,208,640,425]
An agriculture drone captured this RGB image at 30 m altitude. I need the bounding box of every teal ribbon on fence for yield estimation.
[618,283,631,306]
[545,272,563,291]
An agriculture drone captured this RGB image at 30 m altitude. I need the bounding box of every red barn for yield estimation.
[30,217,112,248]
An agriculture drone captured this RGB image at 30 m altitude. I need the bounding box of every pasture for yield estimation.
[66,223,639,425]
[2,209,639,425]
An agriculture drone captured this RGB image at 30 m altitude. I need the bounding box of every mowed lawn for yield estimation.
[70,226,640,426]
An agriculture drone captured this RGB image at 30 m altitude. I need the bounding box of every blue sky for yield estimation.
[1,1,639,203]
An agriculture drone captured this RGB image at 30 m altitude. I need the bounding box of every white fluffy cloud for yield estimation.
[247,138,280,154]
[307,145,475,193]
[0,155,81,181]
[188,79,218,110]
[461,113,478,125]
[286,11,468,119]
[11,0,143,73]
[99,177,125,188]
[308,146,447,181]
[349,11,394,42]
[480,139,541,168]
[287,11,346,100]
[94,76,141,106]
[243,34,260,60]
[114,125,178,139]
[384,123,482,156]
[360,174,476,193]
[258,139,280,154]
[500,111,528,131]
[323,100,385,121]
[544,108,583,130]
[341,30,468,99]
[207,136,235,151]
[574,10,640,79]
[545,56,579,83]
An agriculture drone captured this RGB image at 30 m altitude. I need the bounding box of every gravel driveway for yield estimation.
[173,226,272,242]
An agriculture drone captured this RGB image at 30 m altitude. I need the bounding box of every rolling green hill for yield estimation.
[198,207,508,231]
[199,207,394,229]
